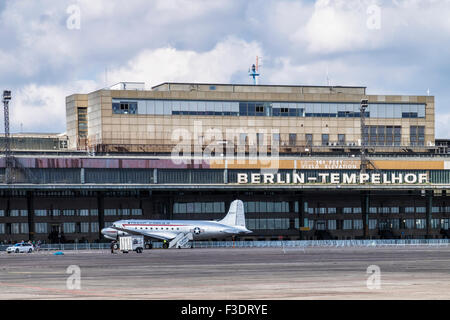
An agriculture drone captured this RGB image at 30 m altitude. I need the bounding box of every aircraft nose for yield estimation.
[101,227,118,239]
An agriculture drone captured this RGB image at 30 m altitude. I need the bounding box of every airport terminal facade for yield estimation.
[0,82,449,243]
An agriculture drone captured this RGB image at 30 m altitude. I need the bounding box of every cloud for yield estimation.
[107,37,263,87]
[0,0,449,137]
[4,80,97,133]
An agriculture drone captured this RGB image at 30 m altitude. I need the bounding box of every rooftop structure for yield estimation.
[66,82,435,155]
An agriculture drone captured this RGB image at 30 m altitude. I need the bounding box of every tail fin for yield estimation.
[219,200,245,227]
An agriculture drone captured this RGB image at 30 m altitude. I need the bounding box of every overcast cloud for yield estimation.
[0,0,449,138]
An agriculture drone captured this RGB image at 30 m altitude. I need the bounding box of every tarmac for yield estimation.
[0,246,449,299]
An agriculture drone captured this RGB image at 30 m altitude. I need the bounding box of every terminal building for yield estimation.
[0,82,449,243]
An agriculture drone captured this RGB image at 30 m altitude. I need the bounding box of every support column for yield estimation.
[426,190,433,239]
[27,191,34,241]
[298,194,304,240]
[97,191,104,241]
[361,191,370,239]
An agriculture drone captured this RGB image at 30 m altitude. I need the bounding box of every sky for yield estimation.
[0,0,449,138]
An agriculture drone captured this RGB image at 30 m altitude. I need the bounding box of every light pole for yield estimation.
[3,90,12,184]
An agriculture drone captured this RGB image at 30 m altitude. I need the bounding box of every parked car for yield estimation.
[6,243,34,254]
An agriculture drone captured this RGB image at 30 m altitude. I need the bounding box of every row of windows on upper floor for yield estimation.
[0,209,142,217]
[112,99,426,119]
[0,222,99,234]
[302,218,450,231]
[1,206,449,217]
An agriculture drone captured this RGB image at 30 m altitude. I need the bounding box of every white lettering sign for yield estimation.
[237,173,429,185]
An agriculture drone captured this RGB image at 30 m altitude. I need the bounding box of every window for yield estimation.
[316,220,326,230]
[132,209,143,216]
[11,223,20,234]
[322,134,329,146]
[343,220,353,230]
[35,223,47,234]
[289,133,297,146]
[353,220,363,230]
[63,223,76,233]
[91,209,98,216]
[0,223,4,234]
[63,209,75,216]
[405,219,414,229]
[10,210,19,217]
[105,209,116,216]
[79,209,89,216]
[369,219,377,230]
[80,223,90,233]
[20,223,28,234]
[328,220,336,230]
[305,134,313,146]
[90,223,98,233]
[0,210,4,217]
[338,134,345,145]
[410,126,425,146]
[416,219,426,229]
[431,219,440,229]
[35,209,47,217]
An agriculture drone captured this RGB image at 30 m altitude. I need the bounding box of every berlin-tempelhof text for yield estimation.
[237,172,429,185]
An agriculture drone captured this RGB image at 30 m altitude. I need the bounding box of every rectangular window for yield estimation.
[0,210,4,217]
[305,134,313,146]
[328,220,337,230]
[35,223,48,234]
[11,223,20,234]
[91,209,98,216]
[35,209,47,216]
[431,219,440,229]
[21,223,29,234]
[353,220,363,230]
[63,209,75,216]
[131,208,143,216]
[63,223,76,233]
[369,219,377,230]
[338,134,345,145]
[322,134,329,146]
[343,220,353,230]
[0,223,4,234]
[405,219,415,229]
[79,209,89,216]
[80,222,90,233]
[91,222,99,233]
[289,133,297,146]
[10,210,19,217]
[416,219,426,229]
[104,209,116,216]
[410,126,425,146]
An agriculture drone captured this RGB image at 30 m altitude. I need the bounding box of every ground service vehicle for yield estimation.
[119,235,144,253]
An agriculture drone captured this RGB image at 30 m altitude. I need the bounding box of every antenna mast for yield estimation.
[248,56,260,85]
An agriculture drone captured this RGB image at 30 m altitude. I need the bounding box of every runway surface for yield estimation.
[1,246,450,299]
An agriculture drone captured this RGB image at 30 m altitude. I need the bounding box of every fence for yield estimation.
[1,239,449,252]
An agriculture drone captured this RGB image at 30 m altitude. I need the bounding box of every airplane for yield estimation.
[101,199,252,248]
